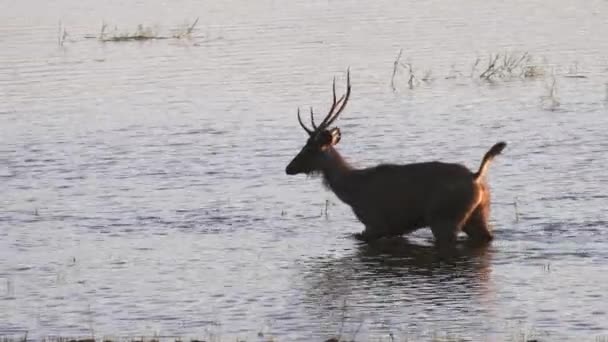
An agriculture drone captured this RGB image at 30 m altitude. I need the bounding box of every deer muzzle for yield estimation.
[285,162,298,175]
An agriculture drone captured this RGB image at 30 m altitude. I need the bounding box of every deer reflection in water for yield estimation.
[298,238,496,339]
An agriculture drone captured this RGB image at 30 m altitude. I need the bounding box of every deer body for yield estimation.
[286,70,505,244]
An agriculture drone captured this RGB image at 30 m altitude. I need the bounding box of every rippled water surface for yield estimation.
[2,0,608,340]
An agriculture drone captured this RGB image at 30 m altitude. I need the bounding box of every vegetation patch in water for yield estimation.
[91,18,199,42]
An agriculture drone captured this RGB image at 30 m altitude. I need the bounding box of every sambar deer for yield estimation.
[285,70,506,245]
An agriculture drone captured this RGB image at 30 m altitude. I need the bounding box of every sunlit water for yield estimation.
[1,0,608,341]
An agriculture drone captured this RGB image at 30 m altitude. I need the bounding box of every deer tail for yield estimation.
[474,142,506,181]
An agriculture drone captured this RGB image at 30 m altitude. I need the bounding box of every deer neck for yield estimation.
[320,147,356,204]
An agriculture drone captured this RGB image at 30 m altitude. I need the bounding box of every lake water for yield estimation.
[1,0,608,341]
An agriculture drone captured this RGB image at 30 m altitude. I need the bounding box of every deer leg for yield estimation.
[430,220,459,246]
[429,199,478,246]
[426,182,482,246]
[354,226,386,242]
[462,203,493,242]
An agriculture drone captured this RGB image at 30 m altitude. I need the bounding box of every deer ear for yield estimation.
[329,127,341,146]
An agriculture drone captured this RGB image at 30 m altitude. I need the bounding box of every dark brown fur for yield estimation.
[285,70,506,245]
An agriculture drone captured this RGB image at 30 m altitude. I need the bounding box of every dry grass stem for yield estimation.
[402,63,418,89]
[513,197,520,222]
[540,76,561,111]
[57,21,68,46]
[390,49,403,92]
[476,51,543,80]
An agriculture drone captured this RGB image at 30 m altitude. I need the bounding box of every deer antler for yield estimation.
[318,69,351,130]
[297,107,313,135]
[296,69,351,135]
[310,107,317,130]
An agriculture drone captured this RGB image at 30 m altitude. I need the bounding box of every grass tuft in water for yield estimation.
[390,49,433,91]
[97,18,199,42]
[171,18,200,39]
[99,23,161,42]
[390,49,547,91]
[475,51,545,80]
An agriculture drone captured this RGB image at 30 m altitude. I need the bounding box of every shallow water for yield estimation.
[1,0,608,341]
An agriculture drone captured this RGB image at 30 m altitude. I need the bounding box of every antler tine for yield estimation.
[297,107,313,135]
[332,76,337,109]
[309,107,317,129]
[318,76,341,129]
[323,69,351,128]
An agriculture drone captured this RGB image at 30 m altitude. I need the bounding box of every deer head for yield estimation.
[285,70,351,175]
